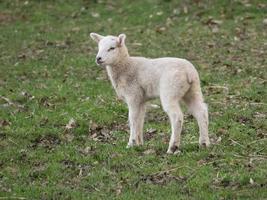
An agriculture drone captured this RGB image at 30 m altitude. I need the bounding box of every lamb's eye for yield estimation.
[108,47,115,51]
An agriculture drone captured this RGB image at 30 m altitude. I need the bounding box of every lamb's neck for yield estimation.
[106,57,132,87]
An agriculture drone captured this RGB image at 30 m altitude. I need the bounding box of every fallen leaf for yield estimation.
[204,18,223,26]
[64,133,74,142]
[254,112,266,119]
[183,6,188,14]
[147,104,160,109]
[210,136,222,145]
[218,128,227,135]
[206,85,229,94]
[91,12,100,18]
[65,118,76,130]
[137,171,186,186]
[143,149,156,155]
[155,26,166,33]
[144,128,157,141]
[211,26,219,33]
[0,95,24,109]
[116,182,123,196]
[71,27,80,33]
[132,42,142,46]
[0,12,14,24]
[156,11,163,16]
[197,159,206,166]
[21,91,35,100]
[30,134,61,150]
[166,17,173,27]
[0,119,11,127]
[172,9,180,16]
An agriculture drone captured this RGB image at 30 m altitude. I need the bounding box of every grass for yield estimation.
[0,0,266,199]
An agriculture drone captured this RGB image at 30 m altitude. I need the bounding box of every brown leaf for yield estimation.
[78,146,96,156]
[89,121,100,131]
[0,12,14,24]
[155,26,166,33]
[65,118,76,130]
[88,121,126,143]
[211,26,219,33]
[137,171,186,186]
[71,27,80,33]
[40,117,49,126]
[20,91,35,100]
[183,6,188,14]
[116,182,123,196]
[18,53,26,59]
[143,149,156,155]
[91,12,100,18]
[0,95,24,109]
[64,133,75,142]
[204,18,223,26]
[0,119,11,127]
[218,128,227,135]
[205,85,229,94]
[197,159,207,166]
[156,11,163,16]
[90,128,114,142]
[210,135,222,145]
[30,134,61,150]
[144,128,157,141]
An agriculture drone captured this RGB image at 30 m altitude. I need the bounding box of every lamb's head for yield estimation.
[90,33,128,66]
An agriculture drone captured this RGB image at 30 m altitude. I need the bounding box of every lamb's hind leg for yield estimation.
[161,96,184,154]
[185,96,210,147]
[192,101,210,147]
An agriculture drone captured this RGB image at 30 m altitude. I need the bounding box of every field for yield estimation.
[0,0,266,199]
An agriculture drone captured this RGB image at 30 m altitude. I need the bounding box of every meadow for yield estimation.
[0,0,266,199]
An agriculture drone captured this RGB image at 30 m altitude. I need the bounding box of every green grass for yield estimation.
[0,0,266,199]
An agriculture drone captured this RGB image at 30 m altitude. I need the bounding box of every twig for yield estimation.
[0,197,26,200]
[248,138,267,145]
[233,153,246,158]
[0,95,14,105]
[8,138,19,146]
[0,95,24,108]
[91,185,100,192]
[199,158,227,166]
[210,101,227,105]
[149,165,194,176]
[206,85,229,93]
[248,153,267,159]
[249,102,267,106]
[230,139,245,148]
[233,153,267,159]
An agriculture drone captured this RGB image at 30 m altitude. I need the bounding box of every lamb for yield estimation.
[90,33,210,154]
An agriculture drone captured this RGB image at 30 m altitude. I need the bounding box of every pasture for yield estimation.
[0,0,266,199]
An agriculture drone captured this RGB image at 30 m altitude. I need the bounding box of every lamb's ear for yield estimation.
[90,33,104,43]
[118,33,126,47]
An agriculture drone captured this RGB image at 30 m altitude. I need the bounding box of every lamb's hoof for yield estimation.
[199,139,210,148]
[126,139,136,148]
[167,145,181,155]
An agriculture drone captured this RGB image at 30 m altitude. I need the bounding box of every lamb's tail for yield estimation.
[184,70,204,102]
[186,73,193,84]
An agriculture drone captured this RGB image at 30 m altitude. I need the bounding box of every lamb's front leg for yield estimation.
[127,102,146,148]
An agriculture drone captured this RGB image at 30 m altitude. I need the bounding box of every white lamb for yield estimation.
[90,33,210,154]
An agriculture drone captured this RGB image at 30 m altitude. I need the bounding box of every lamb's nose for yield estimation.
[96,57,102,63]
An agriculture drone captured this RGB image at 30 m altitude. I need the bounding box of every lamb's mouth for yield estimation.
[96,60,105,66]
